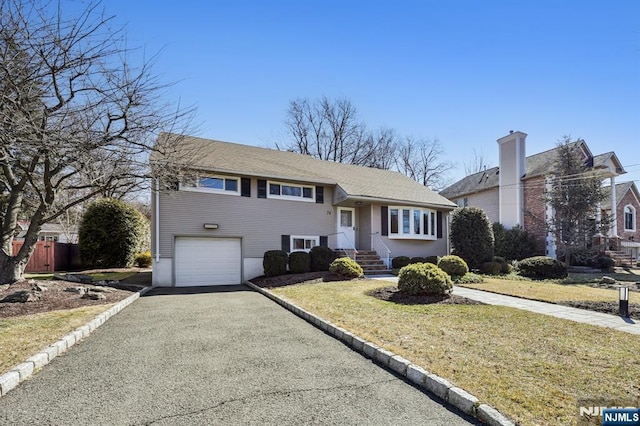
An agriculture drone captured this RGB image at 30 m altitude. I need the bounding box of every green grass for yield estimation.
[271,280,640,425]
[0,305,115,374]
[460,277,621,302]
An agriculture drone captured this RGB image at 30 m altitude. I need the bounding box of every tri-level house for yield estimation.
[440,131,640,264]
[151,134,456,287]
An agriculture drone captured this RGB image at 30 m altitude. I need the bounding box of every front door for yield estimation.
[337,207,356,249]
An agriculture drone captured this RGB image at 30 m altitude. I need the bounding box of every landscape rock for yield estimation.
[32,283,48,292]
[54,273,81,283]
[65,286,88,295]
[82,292,106,300]
[75,274,94,284]
[600,276,616,285]
[90,286,114,293]
[1,290,43,303]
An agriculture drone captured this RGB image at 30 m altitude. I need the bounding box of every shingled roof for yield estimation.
[153,133,456,209]
[440,140,626,200]
[603,181,640,208]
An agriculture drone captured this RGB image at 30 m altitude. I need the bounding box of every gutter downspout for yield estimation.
[155,178,160,263]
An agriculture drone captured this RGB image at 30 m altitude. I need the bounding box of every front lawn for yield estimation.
[460,277,621,302]
[0,305,115,374]
[271,279,640,426]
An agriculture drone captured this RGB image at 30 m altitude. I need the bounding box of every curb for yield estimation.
[246,281,515,426]
[0,286,152,398]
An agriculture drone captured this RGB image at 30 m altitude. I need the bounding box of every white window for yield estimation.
[181,174,239,195]
[291,236,319,252]
[456,197,468,208]
[389,206,437,240]
[268,181,314,202]
[624,205,636,231]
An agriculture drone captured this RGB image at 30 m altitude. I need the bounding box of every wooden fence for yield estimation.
[11,241,81,273]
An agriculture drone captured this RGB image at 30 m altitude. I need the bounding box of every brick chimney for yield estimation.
[497,130,527,228]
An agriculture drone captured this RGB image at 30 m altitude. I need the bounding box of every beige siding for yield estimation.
[465,189,500,224]
[369,203,450,258]
[157,181,335,258]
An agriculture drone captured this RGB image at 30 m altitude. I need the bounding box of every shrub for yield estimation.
[456,272,485,284]
[79,198,148,268]
[592,255,615,270]
[134,251,152,268]
[392,256,411,269]
[493,223,539,261]
[438,255,469,278]
[329,257,363,278]
[481,261,503,275]
[493,256,513,274]
[289,251,311,274]
[517,256,568,279]
[397,263,452,295]
[410,257,426,264]
[263,250,288,277]
[310,246,336,272]
[424,256,441,265]
[450,207,494,269]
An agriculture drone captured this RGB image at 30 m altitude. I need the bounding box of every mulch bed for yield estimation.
[0,279,136,319]
[250,271,345,288]
[559,300,640,320]
[367,286,486,305]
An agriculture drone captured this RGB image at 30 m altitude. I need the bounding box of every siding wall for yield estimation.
[156,180,335,258]
[464,190,500,224]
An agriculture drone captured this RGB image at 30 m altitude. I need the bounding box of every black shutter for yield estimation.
[281,235,290,252]
[381,206,388,236]
[241,178,251,197]
[319,236,328,247]
[257,180,267,198]
[437,211,443,239]
[315,186,324,204]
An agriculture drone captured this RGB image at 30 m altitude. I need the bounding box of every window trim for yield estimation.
[267,180,315,202]
[388,206,437,240]
[290,235,320,252]
[180,174,240,196]
[624,204,636,232]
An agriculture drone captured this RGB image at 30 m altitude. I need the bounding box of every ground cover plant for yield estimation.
[268,279,640,425]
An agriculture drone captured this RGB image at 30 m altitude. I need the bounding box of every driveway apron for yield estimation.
[0,285,476,425]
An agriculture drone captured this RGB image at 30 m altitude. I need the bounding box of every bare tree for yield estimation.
[396,137,454,190]
[0,0,193,283]
[463,148,492,176]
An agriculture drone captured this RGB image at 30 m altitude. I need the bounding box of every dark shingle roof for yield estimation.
[603,181,639,207]
[154,134,457,209]
[439,167,499,199]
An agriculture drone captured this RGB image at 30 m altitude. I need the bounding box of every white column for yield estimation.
[610,176,618,237]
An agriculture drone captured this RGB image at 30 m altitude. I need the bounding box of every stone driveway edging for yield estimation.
[0,286,152,398]
[246,280,515,426]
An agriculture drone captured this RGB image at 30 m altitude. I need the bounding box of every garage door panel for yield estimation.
[175,237,241,286]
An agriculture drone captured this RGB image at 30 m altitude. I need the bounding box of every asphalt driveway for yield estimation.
[0,285,476,425]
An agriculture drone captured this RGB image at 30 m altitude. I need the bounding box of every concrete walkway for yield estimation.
[371,276,640,335]
[0,285,477,425]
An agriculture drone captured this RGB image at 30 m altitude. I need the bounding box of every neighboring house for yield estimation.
[16,221,79,244]
[151,134,457,287]
[440,131,639,261]
[602,181,640,262]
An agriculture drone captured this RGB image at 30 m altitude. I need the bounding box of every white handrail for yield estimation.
[327,232,358,261]
[370,232,391,268]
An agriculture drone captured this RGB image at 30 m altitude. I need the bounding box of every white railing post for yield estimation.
[328,232,358,261]
[370,233,391,268]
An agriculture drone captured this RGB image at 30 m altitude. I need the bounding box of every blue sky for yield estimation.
[95,0,638,184]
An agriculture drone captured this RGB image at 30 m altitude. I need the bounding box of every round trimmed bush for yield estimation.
[79,198,148,268]
[134,251,152,268]
[263,250,288,277]
[481,261,503,275]
[438,255,469,278]
[592,255,615,270]
[424,256,441,265]
[392,256,411,269]
[289,251,311,274]
[310,246,337,271]
[329,257,363,278]
[517,256,567,279]
[410,257,426,264]
[397,263,453,295]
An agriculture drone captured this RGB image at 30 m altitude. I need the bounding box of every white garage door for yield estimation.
[174,237,241,286]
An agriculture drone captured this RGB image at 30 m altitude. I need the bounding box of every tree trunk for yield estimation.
[0,251,27,284]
